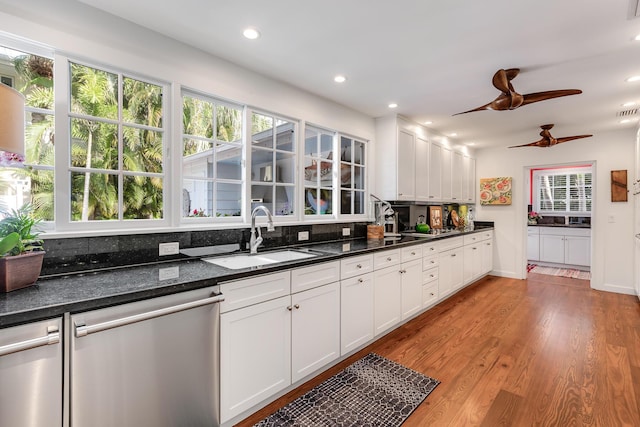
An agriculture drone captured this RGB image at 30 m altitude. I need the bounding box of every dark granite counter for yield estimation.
[0,226,493,328]
[527,224,591,229]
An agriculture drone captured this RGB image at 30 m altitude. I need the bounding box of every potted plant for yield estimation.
[0,204,45,292]
[528,211,542,225]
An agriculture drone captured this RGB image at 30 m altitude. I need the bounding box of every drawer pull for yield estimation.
[387,257,392,261]
[430,292,435,296]
[357,264,362,269]
[411,251,416,255]
[430,274,434,278]
[294,304,300,309]
[451,254,457,257]
[358,278,364,283]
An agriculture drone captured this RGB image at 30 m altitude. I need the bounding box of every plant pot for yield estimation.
[528,219,537,225]
[0,251,45,292]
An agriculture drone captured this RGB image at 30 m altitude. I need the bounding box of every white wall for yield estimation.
[476,128,636,295]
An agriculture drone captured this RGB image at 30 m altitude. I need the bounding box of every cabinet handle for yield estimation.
[356,264,362,269]
[411,251,416,255]
[430,274,434,278]
[473,247,477,250]
[287,306,293,311]
[294,304,300,310]
[451,254,457,257]
[358,278,364,283]
[387,257,392,261]
[430,292,435,296]
[0,326,60,357]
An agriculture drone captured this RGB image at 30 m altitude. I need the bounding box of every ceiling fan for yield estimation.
[454,68,582,115]
[508,124,592,148]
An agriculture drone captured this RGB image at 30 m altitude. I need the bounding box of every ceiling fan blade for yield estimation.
[508,140,546,148]
[452,101,494,115]
[492,69,511,93]
[521,89,582,106]
[554,134,593,144]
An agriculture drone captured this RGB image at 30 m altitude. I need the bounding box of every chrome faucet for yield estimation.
[249,205,275,254]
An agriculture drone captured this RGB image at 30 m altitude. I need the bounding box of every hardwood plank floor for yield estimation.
[235,274,640,427]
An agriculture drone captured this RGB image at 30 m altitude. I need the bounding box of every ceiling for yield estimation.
[77,0,640,149]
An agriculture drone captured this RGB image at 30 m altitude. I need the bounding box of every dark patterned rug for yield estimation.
[253,353,440,426]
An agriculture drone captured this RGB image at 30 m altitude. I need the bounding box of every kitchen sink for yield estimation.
[203,249,319,269]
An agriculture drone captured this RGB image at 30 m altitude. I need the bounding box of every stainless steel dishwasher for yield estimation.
[70,286,223,427]
[0,317,63,426]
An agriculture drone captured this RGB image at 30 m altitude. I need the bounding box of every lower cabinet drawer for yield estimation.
[423,266,439,283]
[422,282,438,307]
[423,255,438,271]
[220,271,290,313]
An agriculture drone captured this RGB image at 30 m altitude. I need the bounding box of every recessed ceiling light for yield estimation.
[622,101,637,107]
[243,27,260,40]
[449,132,458,137]
[333,75,347,83]
[388,103,398,109]
[626,75,640,82]
[424,121,433,125]
[467,142,476,146]
[620,118,637,124]
[635,34,640,41]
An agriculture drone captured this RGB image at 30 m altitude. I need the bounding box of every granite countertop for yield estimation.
[0,227,493,328]
[528,223,591,228]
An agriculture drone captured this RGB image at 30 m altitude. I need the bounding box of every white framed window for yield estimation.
[66,61,167,224]
[304,125,335,216]
[533,166,592,215]
[339,135,367,216]
[181,91,243,221]
[250,111,297,217]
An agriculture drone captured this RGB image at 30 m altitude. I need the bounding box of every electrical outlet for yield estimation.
[159,242,180,256]
[342,227,351,237]
[298,231,309,241]
[158,266,179,280]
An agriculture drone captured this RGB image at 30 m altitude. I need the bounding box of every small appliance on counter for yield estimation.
[370,194,402,238]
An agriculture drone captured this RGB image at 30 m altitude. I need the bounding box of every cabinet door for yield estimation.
[540,234,565,263]
[428,142,442,200]
[373,265,402,336]
[415,136,429,201]
[527,232,540,261]
[482,240,494,275]
[440,246,464,296]
[451,151,463,202]
[401,259,423,320]
[340,273,374,355]
[221,296,291,422]
[462,156,476,202]
[463,243,482,284]
[396,129,416,200]
[565,236,590,267]
[291,282,340,383]
[441,145,452,201]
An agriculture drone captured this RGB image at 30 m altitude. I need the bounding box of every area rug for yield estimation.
[530,265,591,280]
[253,353,440,427]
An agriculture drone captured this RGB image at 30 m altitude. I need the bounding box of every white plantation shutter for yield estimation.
[534,168,592,215]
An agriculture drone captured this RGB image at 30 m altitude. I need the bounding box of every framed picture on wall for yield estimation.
[479,177,512,205]
[428,205,443,229]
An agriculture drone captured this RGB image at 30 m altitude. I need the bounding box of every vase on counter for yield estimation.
[528,219,537,225]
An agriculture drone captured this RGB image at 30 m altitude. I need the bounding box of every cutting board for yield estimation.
[611,170,628,202]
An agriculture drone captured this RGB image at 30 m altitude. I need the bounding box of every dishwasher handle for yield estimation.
[0,326,60,357]
[74,292,225,338]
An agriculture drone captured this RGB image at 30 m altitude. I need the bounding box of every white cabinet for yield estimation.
[220,262,340,422]
[564,235,590,266]
[341,272,374,355]
[527,227,540,261]
[373,265,402,336]
[400,258,423,320]
[438,237,464,297]
[422,242,440,308]
[375,116,430,202]
[396,128,416,200]
[441,145,452,201]
[291,281,340,383]
[220,294,291,422]
[451,150,463,202]
[463,231,493,285]
[415,136,430,201]
[428,142,442,201]
[539,227,591,267]
[462,155,476,203]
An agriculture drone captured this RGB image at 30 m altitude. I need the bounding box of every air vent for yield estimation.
[616,108,639,117]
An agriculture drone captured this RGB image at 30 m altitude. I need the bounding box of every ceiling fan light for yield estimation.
[625,75,640,82]
[388,103,398,109]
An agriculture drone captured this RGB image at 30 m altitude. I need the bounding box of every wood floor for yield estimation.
[235,274,640,427]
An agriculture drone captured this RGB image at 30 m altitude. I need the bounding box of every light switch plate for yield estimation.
[342,227,351,236]
[159,266,179,280]
[298,231,309,241]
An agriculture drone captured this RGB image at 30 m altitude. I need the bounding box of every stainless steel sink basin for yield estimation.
[203,249,319,269]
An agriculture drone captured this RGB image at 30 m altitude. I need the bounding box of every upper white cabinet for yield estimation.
[451,151,463,202]
[428,142,442,201]
[462,155,475,203]
[375,115,475,203]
